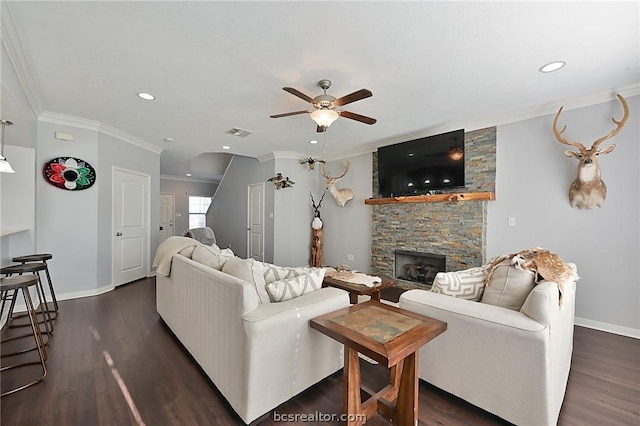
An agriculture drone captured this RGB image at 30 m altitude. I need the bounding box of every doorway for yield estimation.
[112,168,150,286]
[247,182,264,262]
[160,192,175,245]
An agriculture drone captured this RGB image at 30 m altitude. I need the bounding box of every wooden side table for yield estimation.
[310,301,447,426]
[323,275,397,304]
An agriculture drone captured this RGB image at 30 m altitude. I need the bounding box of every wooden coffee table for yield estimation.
[323,275,397,304]
[310,301,447,426]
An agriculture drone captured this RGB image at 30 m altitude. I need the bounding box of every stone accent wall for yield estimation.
[371,127,496,277]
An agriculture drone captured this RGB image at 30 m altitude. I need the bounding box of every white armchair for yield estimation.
[399,267,576,426]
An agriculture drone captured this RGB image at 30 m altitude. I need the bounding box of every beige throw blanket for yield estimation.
[153,236,200,276]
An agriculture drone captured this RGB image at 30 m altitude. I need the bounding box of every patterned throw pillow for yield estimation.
[261,262,314,284]
[266,269,326,302]
[192,245,233,270]
[431,267,487,301]
[480,263,536,311]
[222,257,270,304]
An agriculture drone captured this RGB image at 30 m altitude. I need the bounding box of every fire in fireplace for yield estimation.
[394,250,446,287]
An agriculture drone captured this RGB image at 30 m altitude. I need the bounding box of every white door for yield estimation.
[247,182,264,262]
[159,193,175,244]
[112,168,150,286]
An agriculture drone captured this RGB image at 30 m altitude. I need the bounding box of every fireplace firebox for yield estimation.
[394,250,445,288]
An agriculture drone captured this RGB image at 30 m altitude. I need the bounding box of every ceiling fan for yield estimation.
[270,79,376,133]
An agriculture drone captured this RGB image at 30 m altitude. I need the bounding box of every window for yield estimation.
[188,196,212,229]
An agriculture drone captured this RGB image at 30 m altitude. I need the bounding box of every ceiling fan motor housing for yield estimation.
[314,94,337,109]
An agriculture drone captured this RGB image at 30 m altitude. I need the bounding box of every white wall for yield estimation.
[487,95,639,335]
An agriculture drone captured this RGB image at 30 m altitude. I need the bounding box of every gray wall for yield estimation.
[208,155,275,261]
[487,95,639,335]
[160,177,218,236]
[36,121,161,297]
[315,153,373,272]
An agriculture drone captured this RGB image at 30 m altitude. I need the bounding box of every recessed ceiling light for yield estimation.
[309,140,318,144]
[164,137,174,143]
[221,145,231,150]
[185,173,192,177]
[539,61,566,73]
[137,92,156,100]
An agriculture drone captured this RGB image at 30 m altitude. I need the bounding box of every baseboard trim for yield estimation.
[9,284,116,314]
[575,316,640,339]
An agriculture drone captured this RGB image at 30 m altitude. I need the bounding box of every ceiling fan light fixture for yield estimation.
[310,108,339,128]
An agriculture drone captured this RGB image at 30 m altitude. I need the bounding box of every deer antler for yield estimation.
[553,106,585,150]
[592,94,629,150]
[322,161,350,180]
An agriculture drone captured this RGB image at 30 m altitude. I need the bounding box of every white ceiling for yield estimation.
[3,1,639,181]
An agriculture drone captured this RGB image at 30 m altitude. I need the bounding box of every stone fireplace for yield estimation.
[370,127,496,282]
[394,250,445,288]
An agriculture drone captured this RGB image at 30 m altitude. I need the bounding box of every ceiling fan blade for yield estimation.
[283,87,315,104]
[340,110,377,125]
[270,110,310,119]
[316,125,327,133]
[335,89,373,106]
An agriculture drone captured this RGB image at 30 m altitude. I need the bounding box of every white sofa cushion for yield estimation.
[481,263,535,310]
[431,267,487,301]
[178,245,196,258]
[222,257,270,304]
[266,269,325,302]
[192,245,233,270]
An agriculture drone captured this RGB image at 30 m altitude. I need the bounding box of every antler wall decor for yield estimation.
[322,162,354,207]
[553,94,629,209]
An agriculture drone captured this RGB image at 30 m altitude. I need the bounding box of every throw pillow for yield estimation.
[431,267,487,301]
[192,245,232,271]
[266,269,326,302]
[222,257,270,304]
[261,262,314,284]
[480,262,536,311]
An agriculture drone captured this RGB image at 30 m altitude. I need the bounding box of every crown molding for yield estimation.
[256,150,309,163]
[1,3,44,116]
[39,111,163,155]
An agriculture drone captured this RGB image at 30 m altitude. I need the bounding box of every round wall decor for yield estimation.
[43,157,96,190]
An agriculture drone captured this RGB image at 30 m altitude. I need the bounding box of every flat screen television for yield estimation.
[377,129,465,197]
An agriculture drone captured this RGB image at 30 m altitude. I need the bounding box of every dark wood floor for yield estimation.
[1,277,638,425]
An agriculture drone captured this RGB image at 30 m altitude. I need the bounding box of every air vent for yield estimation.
[225,128,252,137]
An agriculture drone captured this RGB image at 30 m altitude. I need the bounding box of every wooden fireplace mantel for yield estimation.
[364,191,495,205]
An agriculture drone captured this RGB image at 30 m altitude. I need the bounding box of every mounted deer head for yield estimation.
[553,94,629,209]
[322,162,354,207]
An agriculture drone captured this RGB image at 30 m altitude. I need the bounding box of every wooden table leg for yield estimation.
[395,350,419,426]
[371,289,381,302]
[344,347,365,426]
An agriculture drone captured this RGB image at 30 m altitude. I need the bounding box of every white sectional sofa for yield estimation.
[154,238,350,424]
[399,260,578,426]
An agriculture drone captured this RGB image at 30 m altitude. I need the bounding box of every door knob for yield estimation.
[116,232,122,236]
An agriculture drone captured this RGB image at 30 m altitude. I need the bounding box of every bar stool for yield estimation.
[1,263,55,335]
[0,276,48,397]
[12,254,58,316]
